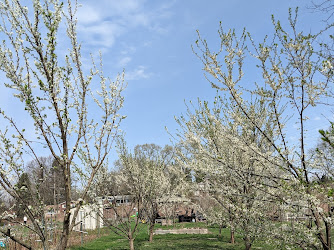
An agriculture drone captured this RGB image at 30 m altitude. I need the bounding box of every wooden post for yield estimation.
[80,222,83,245]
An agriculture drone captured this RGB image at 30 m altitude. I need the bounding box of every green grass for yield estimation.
[69,222,273,250]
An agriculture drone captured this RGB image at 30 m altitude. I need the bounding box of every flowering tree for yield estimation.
[175,97,278,249]
[192,8,333,249]
[100,139,145,250]
[88,160,139,250]
[117,140,175,243]
[310,124,334,180]
[0,0,125,249]
[99,194,141,250]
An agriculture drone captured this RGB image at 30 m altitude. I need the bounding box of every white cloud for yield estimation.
[143,41,152,47]
[78,21,124,48]
[76,0,173,49]
[76,5,101,24]
[118,56,132,68]
[101,0,143,16]
[126,66,151,81]
[120,45,136,55]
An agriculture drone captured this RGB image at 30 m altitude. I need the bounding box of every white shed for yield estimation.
[70,204,103,231]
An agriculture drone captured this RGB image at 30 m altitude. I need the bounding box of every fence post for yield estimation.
[80,222,83,246]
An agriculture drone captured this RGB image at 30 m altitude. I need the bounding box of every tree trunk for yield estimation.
[57,164,72,250]
[129,238,135,250]
[149,222,155,242]
[319,230,331,250]
[42,241,48,250]
[325,219,331,250]
[244,236,252,250]
[230,229,235,244]
[312,207,331,250]
[219,224,222,238]
[172,205,176,227]
[57,212,71,250]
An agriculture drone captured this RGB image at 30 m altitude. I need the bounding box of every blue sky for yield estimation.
[0,0,332,165]
[74,1,330,150]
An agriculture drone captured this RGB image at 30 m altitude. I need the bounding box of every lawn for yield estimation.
[69,222,272,250]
